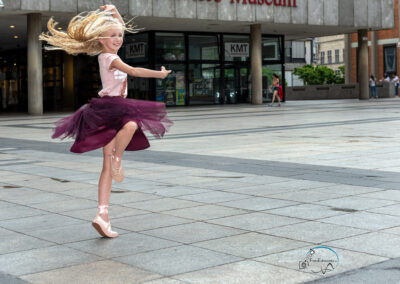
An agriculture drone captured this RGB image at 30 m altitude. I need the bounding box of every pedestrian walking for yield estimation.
[268,73,282,107]
[40,4,173,238]
[369,75,378,99]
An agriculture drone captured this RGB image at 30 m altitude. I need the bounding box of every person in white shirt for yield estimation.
[392,73,399,96]
[369,75,378,99]
[380,73,390,82]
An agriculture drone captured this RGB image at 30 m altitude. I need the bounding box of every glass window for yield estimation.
[327,50,332,64]
[292,41,305,59]
[123,33,149,64]
[262,38,281,61]
[0,49,27,111]
[285,40,292,60]
[384,45,397,74]
[74,54,101,108]
[224,35,250,62]
[43,50,64,110]
[335,49,340,63]
[320,51,325,65]
[156,33,185,62]
[127,64,151,100]
[189,64,220,104]
[189,35,219,61]
[155,64,186,106]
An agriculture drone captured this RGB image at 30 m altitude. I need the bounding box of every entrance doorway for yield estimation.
[224,65,250,104]
[0,49,27,112]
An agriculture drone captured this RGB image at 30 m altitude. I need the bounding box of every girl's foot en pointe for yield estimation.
[92,205,118,238]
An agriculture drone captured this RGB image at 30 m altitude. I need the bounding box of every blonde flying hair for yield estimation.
[40,10,138,56]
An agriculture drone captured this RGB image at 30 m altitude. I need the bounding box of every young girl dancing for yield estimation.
[41,5,173,238]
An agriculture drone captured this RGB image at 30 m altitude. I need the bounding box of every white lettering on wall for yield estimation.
[225,43,250,57]
[126,42,146,59]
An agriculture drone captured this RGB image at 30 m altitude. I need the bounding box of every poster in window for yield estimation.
[176,72,185,89]
[176,89,185,105]
[175,72,185,105]
[165,76,175,106]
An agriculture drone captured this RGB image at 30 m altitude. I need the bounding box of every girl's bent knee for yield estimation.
[124,121,138,133]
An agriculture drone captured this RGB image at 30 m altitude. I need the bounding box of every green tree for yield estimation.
[293,64,344,85]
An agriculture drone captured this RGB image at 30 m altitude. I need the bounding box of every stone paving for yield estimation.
[1,99,400,283]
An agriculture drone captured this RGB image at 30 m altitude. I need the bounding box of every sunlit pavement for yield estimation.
[1,99,400,283]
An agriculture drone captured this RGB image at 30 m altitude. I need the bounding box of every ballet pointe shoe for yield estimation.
[92,205,119,238]
[111,155,124,183]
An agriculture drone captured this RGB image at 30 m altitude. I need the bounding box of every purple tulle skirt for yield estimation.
[52,96,173,153]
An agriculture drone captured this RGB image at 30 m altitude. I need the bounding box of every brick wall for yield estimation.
[351,0,399,82]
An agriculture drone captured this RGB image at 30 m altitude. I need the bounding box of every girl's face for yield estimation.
[100,25,124,53]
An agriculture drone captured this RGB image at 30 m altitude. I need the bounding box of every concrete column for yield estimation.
[371,31,378,78]
[357,29,369,100]
[251,24,262,105]
[344,34,352,84]
[27,13,43,115]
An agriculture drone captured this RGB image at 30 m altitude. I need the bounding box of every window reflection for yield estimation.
[263,38,281,61]
[189,35,219,61]
[189,64,220,105]
[156,33,185,62]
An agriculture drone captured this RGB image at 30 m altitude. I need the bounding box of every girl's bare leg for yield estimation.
[271,91,278,104]
[111,121,138,169]
[98,138,116,222]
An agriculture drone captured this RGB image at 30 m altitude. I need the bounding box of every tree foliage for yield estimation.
[293,64,345,85]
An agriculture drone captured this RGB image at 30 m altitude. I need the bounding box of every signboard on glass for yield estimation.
[225,43,250,58]
[126,42,146,59]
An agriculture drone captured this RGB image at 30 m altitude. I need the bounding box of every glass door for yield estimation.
[189,63,220,105]
[224,66,237,104]
[224,65,249,104]
[0,49,27,112]
[238,67,249,103]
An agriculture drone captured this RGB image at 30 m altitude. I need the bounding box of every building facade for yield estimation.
[315,35,345,73]
[349,0,399,82]
[0,0,394,114]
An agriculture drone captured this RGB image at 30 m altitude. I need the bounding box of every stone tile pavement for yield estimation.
[1,99,400,283]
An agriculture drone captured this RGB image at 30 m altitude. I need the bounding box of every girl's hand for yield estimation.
[160,66,172,79]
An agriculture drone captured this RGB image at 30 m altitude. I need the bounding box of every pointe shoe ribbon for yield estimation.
[111,155,124,183]
[92,205,118,238]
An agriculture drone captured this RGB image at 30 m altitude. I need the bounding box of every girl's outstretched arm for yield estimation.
[100,4,125,26]
[111,58,171,79]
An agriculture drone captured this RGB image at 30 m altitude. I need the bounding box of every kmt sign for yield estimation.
[196,0,297,7]
[126,42,146,59]
[225,43,250,57]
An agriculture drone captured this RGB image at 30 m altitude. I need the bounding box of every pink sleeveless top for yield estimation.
[98,53,127,98]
